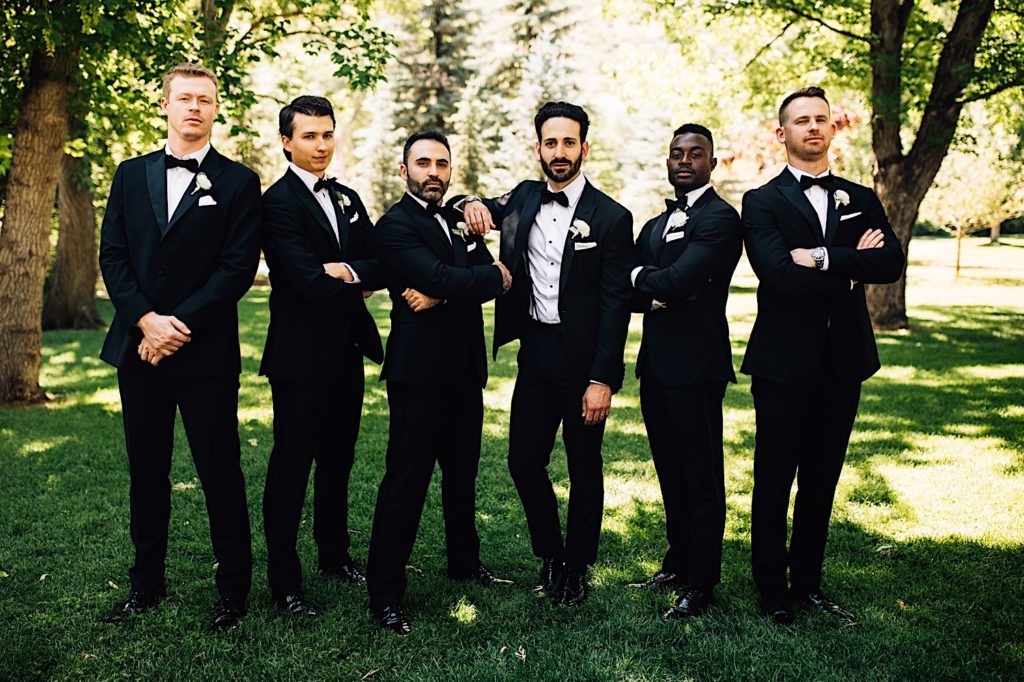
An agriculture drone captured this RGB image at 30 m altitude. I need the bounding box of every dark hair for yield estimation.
[778,87,829,124]
[534,101,590,142]
[672,123,714,152]
[402,130,451,165]
[279,95,335,161]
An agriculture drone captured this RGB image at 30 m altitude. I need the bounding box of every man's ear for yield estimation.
[399,164,409,181]
[581,140,590,161]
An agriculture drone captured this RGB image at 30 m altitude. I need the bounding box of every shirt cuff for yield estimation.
[821,248,830,271]
[630,266,643,287]
[589,380,608,387]
[341,263,361,284]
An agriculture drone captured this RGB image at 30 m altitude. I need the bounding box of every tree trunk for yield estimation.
[989,221,1001,244]
[0,50,75,404]
[41,150,104,330]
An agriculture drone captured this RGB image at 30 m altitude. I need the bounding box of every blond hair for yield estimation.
[161,63,218,102]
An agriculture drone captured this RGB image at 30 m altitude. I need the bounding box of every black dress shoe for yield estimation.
[452,564,515,587]
[793,590,858,624]
[102,589,166,623]
[319,562,366,585]
[627,570,681,589]
[760,594,794,625]
[661,587,713,620]
[274,593,319,618]
[532,558,563,594]
[555,567,588,606]
[212,597,246,631]
[372,604,412,634]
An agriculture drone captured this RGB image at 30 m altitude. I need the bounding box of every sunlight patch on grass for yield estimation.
[449,597,477,624]
[18,437,72,457]
[955,364,1024,379]
[238,406,273,422]
[484,376,515,411]
[605,473,662,510]
[83,387,121,407]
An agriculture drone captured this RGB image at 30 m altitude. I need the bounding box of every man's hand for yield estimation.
[324,262,354,282]
[402,288,441,312]
[137,338,170,366]
[137,312,191,354]
[463,200,494,234]
[493,261,512,293]
[857,228,885,250]
[789,248,815,268]
[362,289,374,299]
[581,383,612,426]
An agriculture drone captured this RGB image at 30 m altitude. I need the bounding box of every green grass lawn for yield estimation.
[2,236,1022,681]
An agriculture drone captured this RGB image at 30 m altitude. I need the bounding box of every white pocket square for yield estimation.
[348,211,359,223]
[665,231,686,242]
[575,241,598,251]
[466,241,477,252]
[839,211,862,221]
[198,195,217,207]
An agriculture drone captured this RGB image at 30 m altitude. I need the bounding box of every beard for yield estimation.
[540,153,583,184]
[406,174,449,204]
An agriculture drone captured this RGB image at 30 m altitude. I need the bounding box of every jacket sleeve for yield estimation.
[824,191,906,284]
[589,209,635,391]
[98,163,153,326]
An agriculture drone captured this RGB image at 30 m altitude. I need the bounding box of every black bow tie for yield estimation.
[799,174,835,192]
[665,198,689,213]
[313,176,335,194]
[423,201,445,217]
[541,189,569,207]
[164,155,199,173]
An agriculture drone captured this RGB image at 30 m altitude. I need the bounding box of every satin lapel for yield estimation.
[510,185,542,271]
[329,188,349,257]
[285,169,338,250]
[775,172,824,245]
[657,190,716,263]
[400,194,452,261]
[647,211,670,260]
[146,153,168,234]
[824,181,841,246]
[451,231,468,267]
[164,148,227,238]
[559,182,597,297]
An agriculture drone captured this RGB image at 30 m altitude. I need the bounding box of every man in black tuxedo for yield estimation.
[259,96,384,618]
[365,131,513,634]
[625,124,742,620]
[460,102,633,605]
[742,87,905,625]
[98,63,260,630]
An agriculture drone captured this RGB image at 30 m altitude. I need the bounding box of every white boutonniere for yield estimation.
[339,193,352,209]
[667,211,689,230]
[568,218,591,240]
[451,221,469,241]
[834,189,850,210]
[191,171,212,195]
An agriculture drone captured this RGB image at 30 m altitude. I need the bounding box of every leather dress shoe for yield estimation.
[627,570,681,589]
[212,597,246,631]
[452,563,514,587]
[532,558,562,595]
[319,562,366,585]
[372,604,412,635]
[793,590,858,624]
[661,587,713,620]
[275,593,319,618]
[102,588,166,623]
[760,594,794,625]
[555,567,588,606]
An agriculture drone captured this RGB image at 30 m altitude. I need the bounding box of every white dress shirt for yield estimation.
[288,163,360,282]
[787,164,831,270]
[165,142,210,219]
[405,192,451,244]
[527,173,587,324]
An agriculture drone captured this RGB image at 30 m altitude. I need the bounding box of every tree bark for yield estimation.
[41,150,104,330]
[0,50,75,403]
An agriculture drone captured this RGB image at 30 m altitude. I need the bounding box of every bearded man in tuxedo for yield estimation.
[99,63,261,630]
[364,131,514,634]
[742,87,905,625]
[259,95,385,619]
[625,124,742,621]
[460,102,634,605]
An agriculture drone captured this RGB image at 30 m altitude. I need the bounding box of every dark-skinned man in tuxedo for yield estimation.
[460,102,634,605]
[365,131,514,634]
[99,63,260,630]
[742,87,905,625]
[625,124,742,621]
[259,96,385,619]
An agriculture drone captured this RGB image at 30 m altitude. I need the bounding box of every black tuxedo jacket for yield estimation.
[372,194,504,388]
[740,169,905,385]
[472,179,633,392]
[99,147,261,377]
[259,169,384,385]
[631,188,742,385]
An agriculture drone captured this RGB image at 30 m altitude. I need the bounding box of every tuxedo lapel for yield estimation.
[647,211,670,259]
[400,194,452,261]
[824,181,841,246]
[284,169,339,251]
[146,153,168,232]
[559,181,597,297]
[164,148,227,238]
[451,231,467,267]
[328,187,350,257]
[774,171,824,245]
[510,185,542,272]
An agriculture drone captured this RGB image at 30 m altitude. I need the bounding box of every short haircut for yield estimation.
[279,95,336,138]
[161,63,218,102]
[672,123,715,153]
[534,101,590,142]
[402,130,451,165]
[779,86,829,124]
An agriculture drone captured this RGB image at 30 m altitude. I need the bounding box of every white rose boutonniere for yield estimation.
[667,211,689,230]
[191,171,212,195]
[834,189,850,210]
[569,218,591,240]
[340,193,352,209]
[451,221,469,241]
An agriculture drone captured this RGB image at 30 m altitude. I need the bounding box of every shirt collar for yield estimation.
[679,182,712,207]
[787,164,831,182]
[547,172,587,208]
[165,141,211,167]
[289,162,328,194]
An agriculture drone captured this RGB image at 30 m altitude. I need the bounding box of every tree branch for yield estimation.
[736,20,796,74]
[959,77,1024,103]
[777,3,873,43]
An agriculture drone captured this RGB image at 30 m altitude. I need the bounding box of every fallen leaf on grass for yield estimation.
[107,580,119,590]
[499,646,508,654]
[405,565,423,575]
[897,599,907,609]
[361,670,378,680]
[39,574,51,582]
[248,439,258,447]
[876,545,896,555]
[80,653,96,660]
[172,481,197,491]
[515,646,526,663]
[0,571,8,579]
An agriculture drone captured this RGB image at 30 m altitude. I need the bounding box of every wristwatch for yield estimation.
[811,246,826,270]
